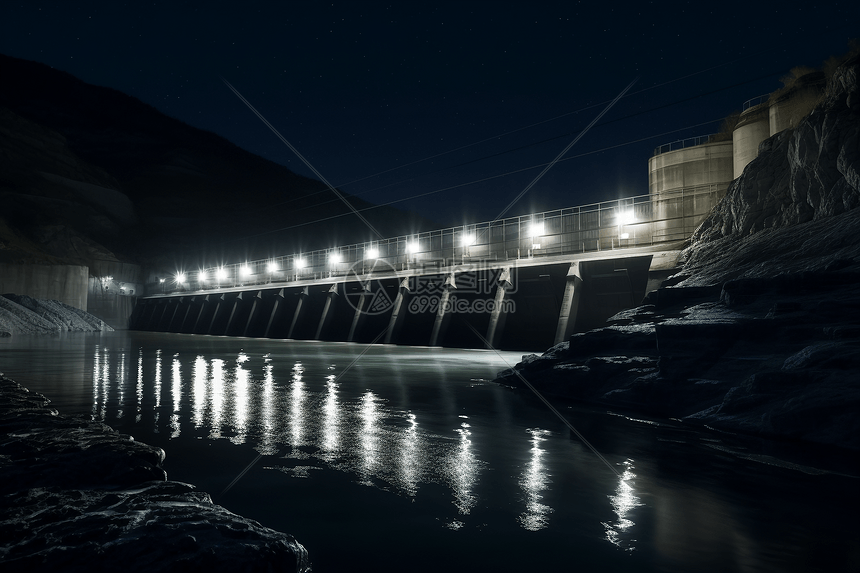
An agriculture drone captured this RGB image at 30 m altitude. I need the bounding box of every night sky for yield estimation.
[2,2,858,228]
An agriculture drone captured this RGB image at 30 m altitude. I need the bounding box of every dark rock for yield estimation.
[495,54,860,450]
[0,376,310,572]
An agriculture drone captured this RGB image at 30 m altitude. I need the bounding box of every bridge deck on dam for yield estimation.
[133,186,718,350]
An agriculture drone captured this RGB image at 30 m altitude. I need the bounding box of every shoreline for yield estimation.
[0,374,310,572]
[495,212,860,452]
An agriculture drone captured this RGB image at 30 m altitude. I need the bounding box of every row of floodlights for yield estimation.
[171,215,634,285]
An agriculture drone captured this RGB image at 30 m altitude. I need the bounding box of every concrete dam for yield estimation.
[132,186,714,350]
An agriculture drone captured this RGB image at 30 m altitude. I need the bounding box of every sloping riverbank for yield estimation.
[0,375,310,572]
[0,294,112,336]
[496,54,860,451]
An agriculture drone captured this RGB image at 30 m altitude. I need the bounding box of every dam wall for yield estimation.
[131,251,680,351]
[0,263,89,310]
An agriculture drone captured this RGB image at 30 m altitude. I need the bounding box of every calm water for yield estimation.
[1,332,858,572]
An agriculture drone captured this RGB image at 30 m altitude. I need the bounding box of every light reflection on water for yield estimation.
[88,346,521,526]
[518,428,553,531]
[135,348,143,423]
[231,353,250,445]
[209,358,225,438]
[2,333,857,572]
[319,375,340,460]
[170,356,181,438]
[603,459,644,550]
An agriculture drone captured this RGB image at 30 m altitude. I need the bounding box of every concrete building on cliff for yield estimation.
[648,70,827,233]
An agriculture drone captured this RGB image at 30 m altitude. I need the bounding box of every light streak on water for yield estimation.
[116,350,126,419]
[603,459,644,551]
[287,362,305,451]
[357,391,381,485]
[153,349,162,408]
[319,374,340,460]
[92,346,110,421]
[209,358,225,438]
[170,356,182,438]
[136,348,143,423]
[399,412,421,497]
[449,420,479,516]
[192,356,207,428]
[231,352,250,444]
[518,428,553,531]
[258,357,277,455]
[92,344,100,417]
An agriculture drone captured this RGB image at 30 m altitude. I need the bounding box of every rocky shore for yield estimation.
[496,54,860,451]
[0,294,112,336]
[0,375,310,572]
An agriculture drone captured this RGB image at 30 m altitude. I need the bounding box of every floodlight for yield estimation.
[618,210,635,226]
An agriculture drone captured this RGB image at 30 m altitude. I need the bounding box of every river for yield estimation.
[1,331,857,572]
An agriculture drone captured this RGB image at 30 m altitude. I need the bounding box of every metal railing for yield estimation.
[742,94,770,112]
[652,134,716,156]
[155,185,721,295]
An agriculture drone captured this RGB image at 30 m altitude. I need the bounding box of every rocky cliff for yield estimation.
[0,376,310,572]
[496,53,860,450]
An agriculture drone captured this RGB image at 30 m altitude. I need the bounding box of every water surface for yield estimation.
[2,332,857,572]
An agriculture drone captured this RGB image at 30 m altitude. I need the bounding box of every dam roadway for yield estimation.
[131,186,719,350]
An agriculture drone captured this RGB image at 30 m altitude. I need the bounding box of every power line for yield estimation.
[230,55,761,213]
[229,116,725,241]
[228,67,783,225]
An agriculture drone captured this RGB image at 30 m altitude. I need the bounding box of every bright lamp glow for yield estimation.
[366,248,379,259]
[267,261,279,273]
[295,258,306,270]
[530,222,545,237]
[176,273,187,284]
[198,270,207,282]
[329,252,342,264]
[240,265,252,277]
[618,210,635,226]
[407,242,418,254]
[216,268,228,281]
[461,234,475,247]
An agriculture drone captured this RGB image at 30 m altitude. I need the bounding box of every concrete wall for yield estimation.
[86,260,143,329]
[732,103,770,178]
[0,263,89,310]
[89,260,144,296]
[649,141,733,195]
[648,141,733,243]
